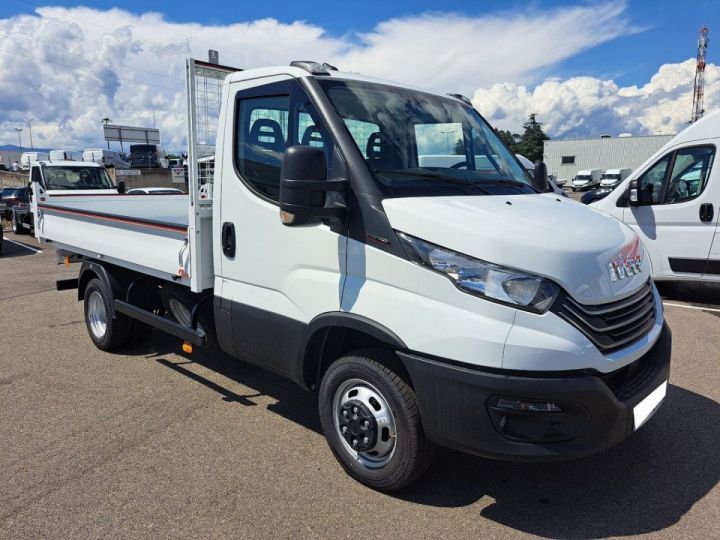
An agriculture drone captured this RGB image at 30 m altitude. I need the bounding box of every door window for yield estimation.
[236,95,290,200]
[235,82,342,203]
[637,155,670,205]
[662,146,715,204]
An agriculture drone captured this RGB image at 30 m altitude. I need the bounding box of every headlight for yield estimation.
[397,232,559,313]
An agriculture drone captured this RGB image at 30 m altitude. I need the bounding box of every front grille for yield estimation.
[551,280,656,353]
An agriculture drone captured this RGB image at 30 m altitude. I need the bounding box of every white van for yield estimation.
[600,168,632,189]
[592,110,719,281]
[49,150,73,162]
[82,149,130,169]
[572,169,602,191]
[20,152,49,170]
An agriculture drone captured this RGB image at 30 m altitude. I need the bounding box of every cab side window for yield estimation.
[236,95,290,201]
[31,166,42,186]
[637,155,670,205]
[663,146,715,204]
[235,82,341,203]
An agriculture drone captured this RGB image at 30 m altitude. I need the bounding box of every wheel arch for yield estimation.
[77,261,135,316]
[299,312,409,390]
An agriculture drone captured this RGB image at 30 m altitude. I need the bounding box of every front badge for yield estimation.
[608,237,644,282]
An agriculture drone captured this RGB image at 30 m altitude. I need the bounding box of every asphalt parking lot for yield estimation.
[1,230,719,539]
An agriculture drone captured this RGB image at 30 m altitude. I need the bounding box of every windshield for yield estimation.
[319,79,536,197]
[41,166,115,190]
[601,174,620,180]
[575,175,592,181]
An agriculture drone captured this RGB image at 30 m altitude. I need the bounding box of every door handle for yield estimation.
[700,203,714,223]
[221,222,236,257]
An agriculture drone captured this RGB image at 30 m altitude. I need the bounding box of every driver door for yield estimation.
[623,145,716,277]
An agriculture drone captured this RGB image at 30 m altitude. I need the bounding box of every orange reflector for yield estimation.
[182,342,193,354]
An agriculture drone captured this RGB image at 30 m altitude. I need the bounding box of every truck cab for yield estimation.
[600,168,632,189]
[592,111,720,281]
[572,168,602,191]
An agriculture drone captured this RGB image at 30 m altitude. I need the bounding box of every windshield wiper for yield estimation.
[373,169,490,194]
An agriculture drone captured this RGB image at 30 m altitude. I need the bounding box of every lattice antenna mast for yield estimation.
[691,26,709,123]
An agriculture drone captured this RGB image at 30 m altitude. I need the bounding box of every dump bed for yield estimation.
[35,191,196,286]
[31,59,238,293]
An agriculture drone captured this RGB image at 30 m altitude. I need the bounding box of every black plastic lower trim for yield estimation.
[398,323,672,461]
[56,278,79,291]
[669,257,706,274]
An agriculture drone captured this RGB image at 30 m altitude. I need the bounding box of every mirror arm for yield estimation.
[279,202,346,218]
[281,178,348,192]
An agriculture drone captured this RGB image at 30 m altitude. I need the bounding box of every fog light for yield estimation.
[495,398,563,413]
[487,396,588,443]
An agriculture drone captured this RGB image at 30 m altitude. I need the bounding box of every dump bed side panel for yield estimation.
[35,193,192,285]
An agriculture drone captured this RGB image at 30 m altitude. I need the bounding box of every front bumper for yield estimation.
[399,322,671,461]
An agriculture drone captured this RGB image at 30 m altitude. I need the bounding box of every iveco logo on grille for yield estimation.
[609,237,644,282]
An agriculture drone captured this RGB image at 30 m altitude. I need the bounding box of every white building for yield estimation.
[544,134,674,184]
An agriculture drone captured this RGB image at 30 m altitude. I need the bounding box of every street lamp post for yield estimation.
[26,117,34,151]
[440,130,453,155]
[102,117,112,150]
[15,127,23,153]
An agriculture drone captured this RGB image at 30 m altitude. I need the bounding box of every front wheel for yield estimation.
[319,350,434,491]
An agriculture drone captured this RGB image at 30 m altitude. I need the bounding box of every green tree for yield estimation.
[453,138,464,155]
[515,114,550,163]
[494,128,521,153]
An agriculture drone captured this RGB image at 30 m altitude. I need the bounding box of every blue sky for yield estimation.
[1,1,719,148]
[3,0,718,87]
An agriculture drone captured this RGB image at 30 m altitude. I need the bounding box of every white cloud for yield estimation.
[0,2,707,151]
[473,59,720,138]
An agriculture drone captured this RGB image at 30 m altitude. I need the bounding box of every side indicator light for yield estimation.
[182,342,193,354]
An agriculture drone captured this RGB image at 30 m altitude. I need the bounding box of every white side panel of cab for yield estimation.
[342,239,516,369]
[216,74,347,323]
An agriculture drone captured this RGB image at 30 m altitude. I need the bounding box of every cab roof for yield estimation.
[36,160,102,167]
[225,65,460,102]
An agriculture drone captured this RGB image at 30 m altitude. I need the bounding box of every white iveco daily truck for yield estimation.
[32,59,671,491]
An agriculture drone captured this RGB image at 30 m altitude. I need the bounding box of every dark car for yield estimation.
[1,187,29,219]
[581,188,612,205]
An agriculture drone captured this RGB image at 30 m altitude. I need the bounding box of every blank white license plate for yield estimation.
[633,380,667,431]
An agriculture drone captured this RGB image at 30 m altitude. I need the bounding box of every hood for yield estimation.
[383,194,649,304]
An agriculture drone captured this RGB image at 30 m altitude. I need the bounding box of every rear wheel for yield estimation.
[11,213,25,235]
[318,350,434,491]
[83,278,131,351]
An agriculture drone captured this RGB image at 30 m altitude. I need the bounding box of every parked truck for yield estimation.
[600,168,632,189]
[571,168,603,191]
[31,59,671,491]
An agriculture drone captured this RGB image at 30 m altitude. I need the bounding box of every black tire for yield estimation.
[11,213,25,235]
[159,286,217,351]
[83,278,131,351]
[318,349,434,491]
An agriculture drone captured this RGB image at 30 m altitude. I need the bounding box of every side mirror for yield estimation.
[533,161,550,192]
[628,179,642,207]
[117,180,126,194]
[279,146,346,226]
